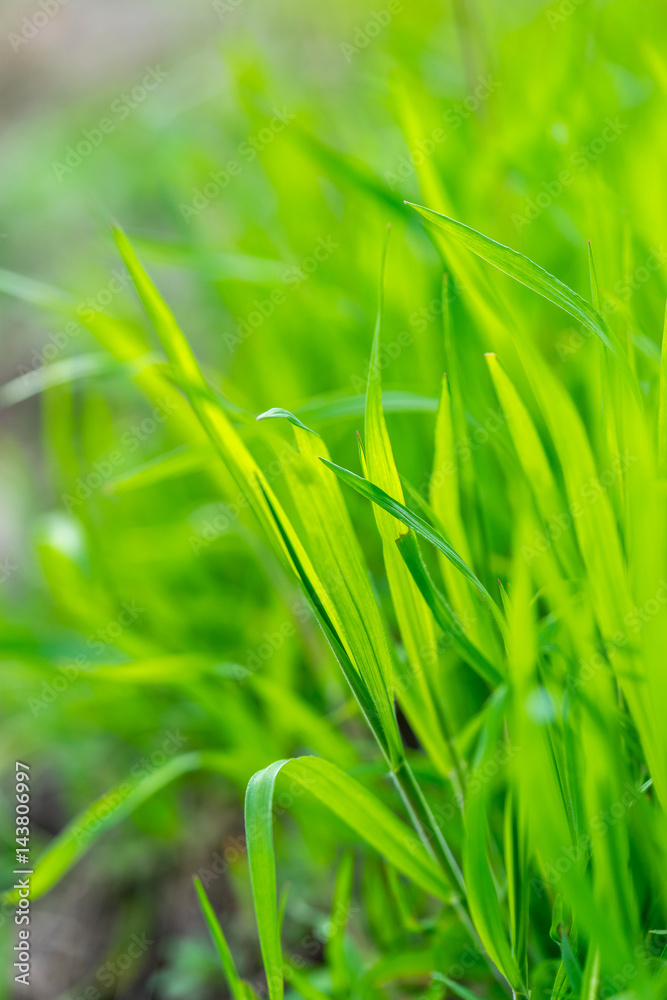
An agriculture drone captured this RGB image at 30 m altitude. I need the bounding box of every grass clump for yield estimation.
[2,5,667,998]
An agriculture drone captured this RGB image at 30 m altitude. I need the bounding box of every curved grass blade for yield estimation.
[407,203,640,404]
[256,407,319,436]
[406,203,619,355]
[245,760,288,1000]
[245,756,453,1000]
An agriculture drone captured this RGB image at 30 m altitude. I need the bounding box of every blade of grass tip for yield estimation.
[406,203,614,349]
[257,408,319,436]
[659,300,667,475]
[243,754,454,1000]
[194,877,248,1000]
[406,202,640,402]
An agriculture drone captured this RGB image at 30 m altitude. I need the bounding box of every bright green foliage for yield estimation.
[3,4,667,1000]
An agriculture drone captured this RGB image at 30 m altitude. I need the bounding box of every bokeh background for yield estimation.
[2,0,667,997]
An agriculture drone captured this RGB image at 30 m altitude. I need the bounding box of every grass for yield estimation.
[2,2,667,999]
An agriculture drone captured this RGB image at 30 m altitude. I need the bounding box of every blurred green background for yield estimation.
[1,0,666,996]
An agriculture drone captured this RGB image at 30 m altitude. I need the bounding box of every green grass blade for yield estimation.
[3,751,236,905]
[194,876,248,1000]
[463,690,524,993]
[295,390,439,424]
[103,444,212,495]
[319,457,500,612]
[406,203,620,356]
[659,299,667,475]
[244,756,453,1000]
[431,974,484,1000]
[395,532,503,686]
[363,229,456,776]
[245,760,289,1000]
[325,851,354,994]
